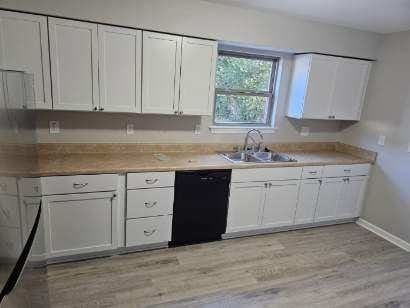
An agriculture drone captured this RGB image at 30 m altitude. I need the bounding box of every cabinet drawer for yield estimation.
[0,195,20,228]
[0,177,18,195]
[127,187,174,218]
[126,215,172,246]
[127,172,175,189]
[41,174,118,195]
[323,164,370,178]
[302,166,324,179]
[19,178,42,196]
[231,167,302,183]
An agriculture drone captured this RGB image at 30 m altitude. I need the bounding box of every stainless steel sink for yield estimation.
[221,151,297,164]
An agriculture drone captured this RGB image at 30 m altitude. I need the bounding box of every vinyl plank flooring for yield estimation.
[23,223,410,307]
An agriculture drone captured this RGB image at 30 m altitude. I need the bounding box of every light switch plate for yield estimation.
[377,135,386,146]
[49,121,60,134]
[300,126,310,137]
[126,123,134,135]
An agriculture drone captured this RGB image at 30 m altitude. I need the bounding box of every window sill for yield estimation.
[209,125,277,134]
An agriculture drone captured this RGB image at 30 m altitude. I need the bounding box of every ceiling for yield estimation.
[204,0,410,34]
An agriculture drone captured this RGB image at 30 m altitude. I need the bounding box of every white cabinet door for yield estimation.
[336,176,368,219]
[42,191,118,258]
[226,183,265,233]
[21,197,45,260]
[0,195,20,228]
[315,178,344,222]
[98,25,141,113]
[303,55,337,119]
[178,37,217,116]
[262,180,300,228]
[3,71,26,110]
[49,18,99,111]
[331,59,371,120]
[294,179,321,224]
[142,31,181,114]
[0,11,51,109]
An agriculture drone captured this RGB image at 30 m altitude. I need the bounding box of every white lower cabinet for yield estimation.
[125,172,174,247]
[262,180,300,228]
[43,191,119,258]
[227,167,302,233]
[227,165,371,235]
[21,197,45,261]
[335,176,368,219]
[226,183,265,233]
[314,178,344,222]
[126,215,172,246]
[294,179,322,224]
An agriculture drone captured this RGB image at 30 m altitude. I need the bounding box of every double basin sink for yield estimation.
[221,150,297,164]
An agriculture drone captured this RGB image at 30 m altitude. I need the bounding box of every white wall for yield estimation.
[0,0,382,58]
[341,30,410,243]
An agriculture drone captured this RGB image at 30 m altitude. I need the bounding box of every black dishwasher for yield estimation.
[170,170,231,246]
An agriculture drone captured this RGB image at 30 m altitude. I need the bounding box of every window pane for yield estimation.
[215,94,269,124]
[216,55,273,92]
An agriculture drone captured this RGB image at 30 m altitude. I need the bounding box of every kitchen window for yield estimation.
[213,51,279,127]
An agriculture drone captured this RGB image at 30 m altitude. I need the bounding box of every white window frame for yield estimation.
[211,50,279,131]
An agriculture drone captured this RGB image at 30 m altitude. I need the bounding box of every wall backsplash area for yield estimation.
[35,111,343,144]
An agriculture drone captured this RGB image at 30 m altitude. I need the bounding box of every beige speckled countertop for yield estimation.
[0,142,377,177]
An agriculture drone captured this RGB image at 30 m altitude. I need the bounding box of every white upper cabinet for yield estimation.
[179,37,217,116]
[142,32,182,115]
[49,18,99,111]
[331,59,371,120]
[98,25,141,113]
[0,11,51,109]
[142,31,217,116]
[287,54,371,121]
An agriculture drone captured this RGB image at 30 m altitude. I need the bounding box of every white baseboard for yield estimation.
[356,218,410,252]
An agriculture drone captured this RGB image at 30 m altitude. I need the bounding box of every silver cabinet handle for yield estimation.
[144,229,156,236]
[318,179,322,184]
[145,179,158,185]
[144,201,157,208]
[1,208,10,218]
[0,183,7,192]
[343,169,352,173]
[73,182,88,189]
[309,171,317,174]
[343,178,350,182]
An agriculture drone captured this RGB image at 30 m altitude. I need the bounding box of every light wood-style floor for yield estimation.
[26,223,410,307]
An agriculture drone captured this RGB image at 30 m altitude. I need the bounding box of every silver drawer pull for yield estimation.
[144,229,156,236]
[144,201,157,208]
[145,179,159,185]
[343,169,352,173]
[309,171,317,174]
[1,208,10,218]
[73,182,88,189]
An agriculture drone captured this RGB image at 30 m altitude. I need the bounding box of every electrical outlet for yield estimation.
[49,121,60,134]
[126,123,134,135]
[377,135,386,146]
[194,124,201,135]
[300,126,310,137]
[407,143,410,153]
